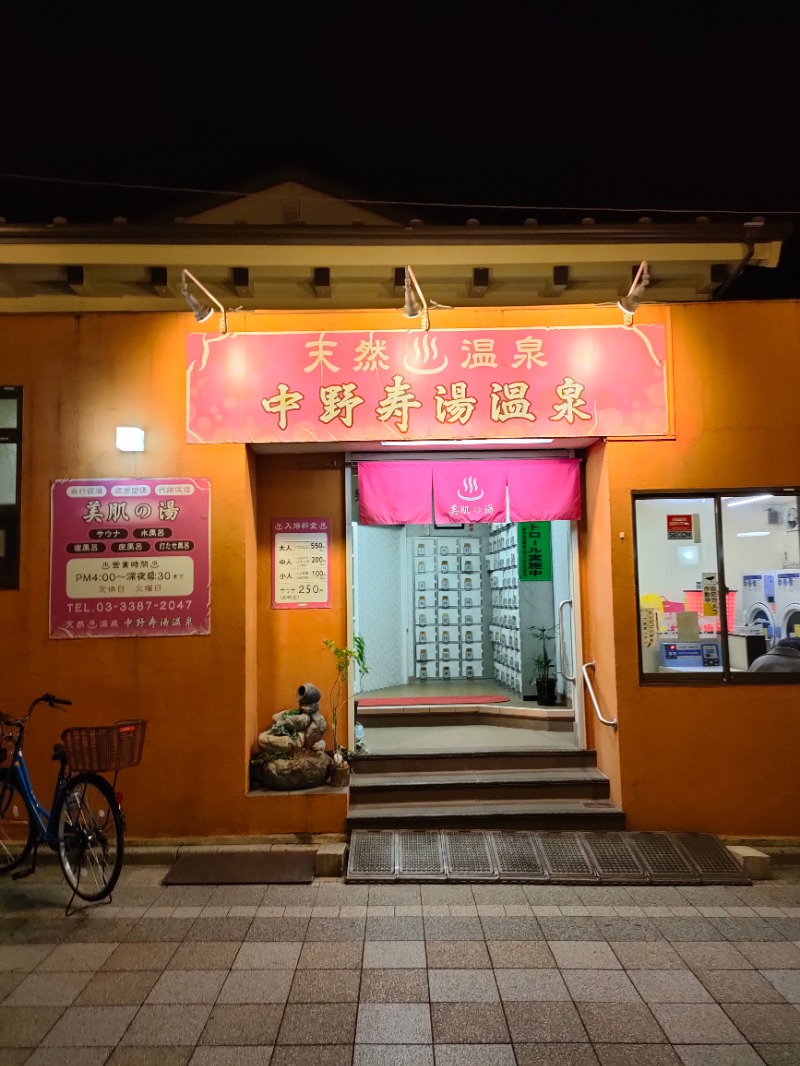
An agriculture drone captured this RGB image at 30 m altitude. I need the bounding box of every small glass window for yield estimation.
[0,398,18,429]
[0,443,17,505]
[0,387,21,591]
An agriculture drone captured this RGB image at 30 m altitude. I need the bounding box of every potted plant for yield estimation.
[530,623,558,705]
[322,635,368,785]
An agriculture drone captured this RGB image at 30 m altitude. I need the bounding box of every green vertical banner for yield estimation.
[519,522,552,582]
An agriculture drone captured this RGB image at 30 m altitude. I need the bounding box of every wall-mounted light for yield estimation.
[180,269,228,333]
[116,426,145,452]
[617,261,650,324]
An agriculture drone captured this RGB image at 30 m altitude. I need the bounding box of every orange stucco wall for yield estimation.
[2,301,798,840]
[602,301,800,837]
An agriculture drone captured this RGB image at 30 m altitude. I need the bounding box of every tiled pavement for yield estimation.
[1,865,800,1065]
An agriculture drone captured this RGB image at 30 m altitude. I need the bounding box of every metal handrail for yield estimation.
[558,599,575,682]
[581,661,618,731]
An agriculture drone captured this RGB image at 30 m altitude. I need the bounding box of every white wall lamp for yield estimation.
[617,260,650,325]
[116,426,145,452]
[402,265,451,331]
[180,269,228,333]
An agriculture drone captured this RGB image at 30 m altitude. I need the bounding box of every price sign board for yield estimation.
[272,517,331,609]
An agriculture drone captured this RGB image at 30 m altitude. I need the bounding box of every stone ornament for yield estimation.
[250,683,334,791]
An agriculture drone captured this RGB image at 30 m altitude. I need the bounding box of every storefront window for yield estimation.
[635,491,800,681]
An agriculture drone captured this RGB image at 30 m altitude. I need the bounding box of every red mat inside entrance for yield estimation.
[357,695,510,707]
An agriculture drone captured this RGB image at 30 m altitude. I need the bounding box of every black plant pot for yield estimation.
[535,677,557,706]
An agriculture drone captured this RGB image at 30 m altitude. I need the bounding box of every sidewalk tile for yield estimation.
[434,1046,515,1065]
[355,1002,429,1044]
[233,941,302,970]
[486,940,555,968]
[43,1004,138,1046]
[218,969,294,1003]
[649,1003,745,1044]
[426,940,490,968]
[298,940,362,969]
[4,971,92,1006]
[515,1046,599,1065]
[353,1047,431,1065]
[549,941,621,969]
[287,968,360,1003]
[494,968,570,1001]
[504,1001,585,1042]
[628,969,713,1003]
[199,1003,283,1045]
[577,1002,666,1043]
[697,968,785,1003]
[564,970,642,1003]
[761,969,800,1002]
[363,940,425,969]
[167,941,238,970]
[673,942,753,971]
[430,1002,508,1043]
[722,1002,800,1042]
[359,969,429,1002]
[0,1006,66,1047]
[75,971,160,1006]
[428,969,499,1002]
[609,942,686,970]
[146,969,228,1003]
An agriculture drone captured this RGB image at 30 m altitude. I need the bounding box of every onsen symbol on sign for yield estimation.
[457,476,484,502]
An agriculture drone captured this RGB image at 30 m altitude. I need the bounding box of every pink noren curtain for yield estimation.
[358,458,581,525]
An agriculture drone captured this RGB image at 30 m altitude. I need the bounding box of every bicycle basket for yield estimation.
[61,719,147,773]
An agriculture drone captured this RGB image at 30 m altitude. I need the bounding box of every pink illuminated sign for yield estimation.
[187,325,667,444]
[50,478,211,639]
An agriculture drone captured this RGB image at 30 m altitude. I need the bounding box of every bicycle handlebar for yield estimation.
[0,693,72,729]
[42,694,72,708]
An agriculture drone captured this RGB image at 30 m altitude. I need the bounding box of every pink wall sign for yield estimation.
[50,478,211,639]
[186,325,668,444]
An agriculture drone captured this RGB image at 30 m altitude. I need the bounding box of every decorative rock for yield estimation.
[283,713,311,733]
[259,749,332,791]
[258,733,295,756]
[253,681,335,792]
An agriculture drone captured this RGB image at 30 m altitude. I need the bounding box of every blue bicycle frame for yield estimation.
[5,748,67,850]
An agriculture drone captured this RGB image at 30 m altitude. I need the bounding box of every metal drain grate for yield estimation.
[538,832,597,882]
[629,833,700,883]
[676,833,749,883]
[580,832,648,883]
[397,831,446,880]
[444,832,496,880]
[345,831,750,885]
[348,830,396,880]
[490,831,549,881]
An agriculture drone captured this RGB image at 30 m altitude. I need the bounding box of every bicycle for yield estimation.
[0,693,147,913]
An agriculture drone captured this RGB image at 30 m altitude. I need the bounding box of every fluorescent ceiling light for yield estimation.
[737,531,770,537]
[727,494,774,507]
[380,437,555,447]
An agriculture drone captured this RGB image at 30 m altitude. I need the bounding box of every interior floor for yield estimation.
[356,678,577,755]
[358,677,533,707]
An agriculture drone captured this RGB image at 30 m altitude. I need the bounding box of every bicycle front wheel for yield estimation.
[54,772,124,901]
[0,770,34,873]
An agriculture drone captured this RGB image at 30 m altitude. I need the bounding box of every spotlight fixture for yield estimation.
[402,266,452,332]
[617,260,650,324]
[180,269,228,333]
[403,265,429,330]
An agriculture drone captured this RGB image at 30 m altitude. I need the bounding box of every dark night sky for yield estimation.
[2,3,800,292]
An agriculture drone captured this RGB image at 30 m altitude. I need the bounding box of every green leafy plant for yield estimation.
[323,635,368,754]
[529,623,557,681]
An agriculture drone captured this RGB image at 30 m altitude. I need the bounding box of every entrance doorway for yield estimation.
[347,465,584,755]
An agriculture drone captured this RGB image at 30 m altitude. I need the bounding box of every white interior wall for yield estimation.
[354,524,407,692]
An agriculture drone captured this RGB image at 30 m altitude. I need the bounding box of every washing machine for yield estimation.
[775,570,800,639]
[740,571,777,638]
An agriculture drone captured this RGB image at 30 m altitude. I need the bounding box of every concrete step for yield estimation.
[347,798,625,832]
[352,749,599,775]
[349,767,610,805]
